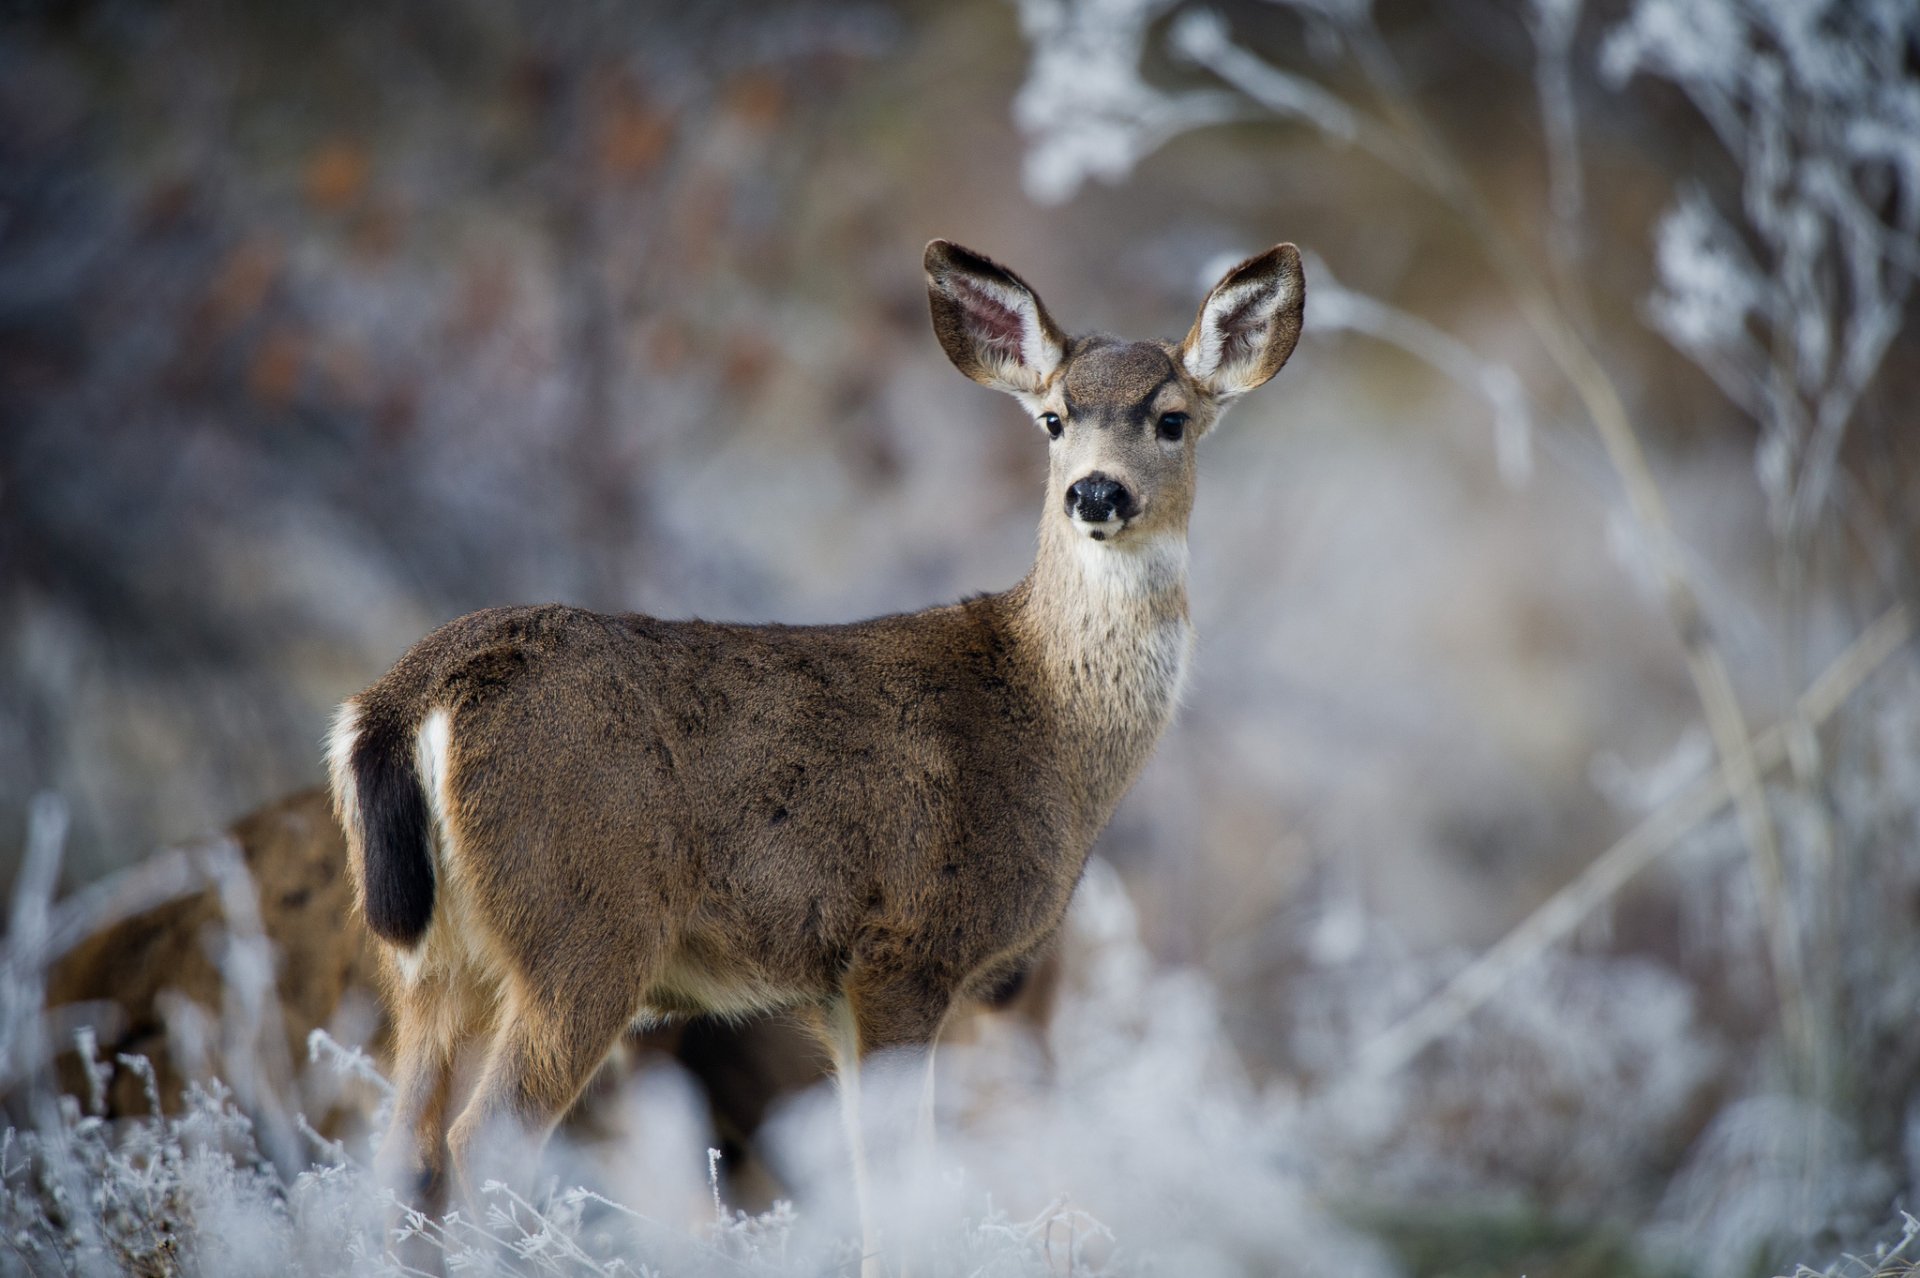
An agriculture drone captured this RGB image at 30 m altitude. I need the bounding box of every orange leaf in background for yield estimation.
[248,326,306,407]
[725,71,785,131]
[351,202,406,262]
[316,337,374,408]
[375,385,418,445]
[672,177,727,270]
[598,96,672,179]
[721,331,775,391]
[304,139,370,212]
[202,238,283,334]
[647,323,691,373]
[450,257,516,346]
[140,176,194,232]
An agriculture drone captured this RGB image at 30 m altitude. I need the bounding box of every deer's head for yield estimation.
[926,240,1304,548]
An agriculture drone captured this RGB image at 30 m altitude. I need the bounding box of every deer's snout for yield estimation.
[1066,473,1136,525]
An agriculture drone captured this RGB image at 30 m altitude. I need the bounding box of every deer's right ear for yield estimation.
[926,240,1067,398]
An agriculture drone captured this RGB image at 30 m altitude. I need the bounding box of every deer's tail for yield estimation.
[328,692,436,946]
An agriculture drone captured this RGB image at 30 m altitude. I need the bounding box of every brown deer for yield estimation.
[327,239,1305,1268]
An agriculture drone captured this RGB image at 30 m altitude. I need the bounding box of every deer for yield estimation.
[326,238,1305,1273]
[42,788,389,1136]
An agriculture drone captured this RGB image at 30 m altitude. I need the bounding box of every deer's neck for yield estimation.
[1010,518,1194,824]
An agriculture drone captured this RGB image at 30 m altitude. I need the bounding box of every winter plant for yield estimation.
[1013,0,1920,1271]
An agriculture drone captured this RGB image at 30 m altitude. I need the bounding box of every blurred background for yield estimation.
[3,0,1917,1273]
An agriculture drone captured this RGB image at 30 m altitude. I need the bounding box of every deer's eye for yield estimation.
[1041,412,1064,439]
[1157,412,1189,442]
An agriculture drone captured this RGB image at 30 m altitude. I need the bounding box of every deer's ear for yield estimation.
[1181,244,1305,402]
[926,240,1067,397]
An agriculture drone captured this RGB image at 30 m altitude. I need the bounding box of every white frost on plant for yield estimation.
[1308,251,1536,486]
[1288,904,1723,1209]
[1607,0,1920,533]
[1647,195,1761,357]
[1589,723,1715,816]
[1013,0,1215,204]
[760,857,1404,1277]
[4,843,1407,1278]
[1648,1095,1895,1278]
[1598,0,1747,93]
[1169,10,1362,147]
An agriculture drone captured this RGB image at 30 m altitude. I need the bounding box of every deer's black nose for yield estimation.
[1066,474,1135,522]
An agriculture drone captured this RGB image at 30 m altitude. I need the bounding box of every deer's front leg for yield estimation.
[817,965,953,1278]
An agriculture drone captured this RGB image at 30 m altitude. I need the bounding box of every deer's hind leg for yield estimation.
[377,971,480,1215]
[443,954,657,1207]
[436,739,686,1204]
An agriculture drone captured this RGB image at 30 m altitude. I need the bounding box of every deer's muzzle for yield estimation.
[1065,473,1136,527]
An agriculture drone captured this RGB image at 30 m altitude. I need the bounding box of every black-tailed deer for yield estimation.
[328,239,1304,1270]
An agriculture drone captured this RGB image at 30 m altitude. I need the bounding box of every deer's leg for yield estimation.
[443,973,639,1209]
[852,963,954,1162]
[818,999,882,1278]
[914,1030,940,1168]
[824,965,954,1278]
[375,977,465,1215]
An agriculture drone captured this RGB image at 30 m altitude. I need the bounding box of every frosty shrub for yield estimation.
[1011,0,1920,1271]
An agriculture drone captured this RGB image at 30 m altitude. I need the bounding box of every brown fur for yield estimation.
[44,788,387,1130]
[328,240,1306,1238]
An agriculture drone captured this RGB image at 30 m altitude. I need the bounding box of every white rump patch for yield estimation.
[325,702,361,836]
[415,708,453,830]
[400,706,498,988]
[389,709,455,986]
[327,699,434,983]
[332,707,454,987]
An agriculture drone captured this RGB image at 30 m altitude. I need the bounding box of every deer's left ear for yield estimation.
[1181,244,1305,402]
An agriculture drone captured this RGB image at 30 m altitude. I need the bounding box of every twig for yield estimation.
[1183,15,1809,1050]
[41,847,207,967]
[564,1189,756,1274]
[307,1028,396,1101]
[1325,15,1817,1083]
[1355,603,1911,1080]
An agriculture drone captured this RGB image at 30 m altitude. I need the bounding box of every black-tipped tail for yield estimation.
[351,711,435,945]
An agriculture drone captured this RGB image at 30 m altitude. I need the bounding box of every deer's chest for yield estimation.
[1075,593,1191,703]
[1055,610,1194,812]
[1140,612,1195,716]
